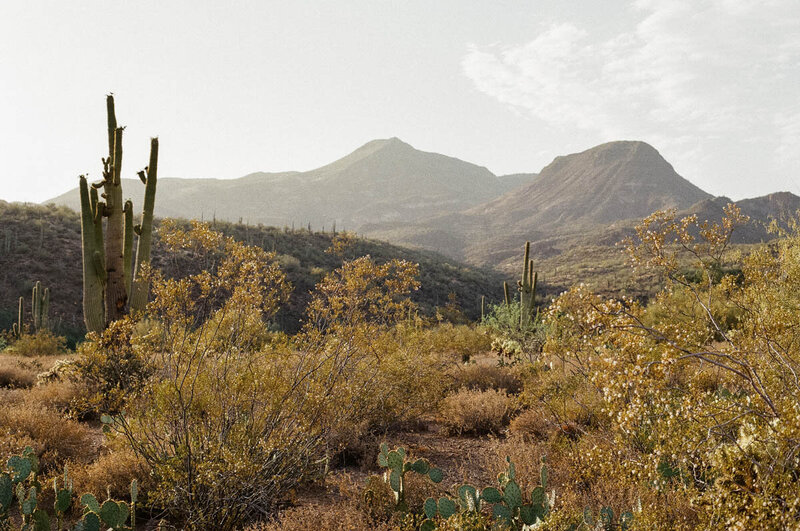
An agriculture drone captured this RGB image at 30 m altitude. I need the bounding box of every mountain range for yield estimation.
[47,138,799,274]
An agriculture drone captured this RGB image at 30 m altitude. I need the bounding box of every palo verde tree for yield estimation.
[79,94,159,333]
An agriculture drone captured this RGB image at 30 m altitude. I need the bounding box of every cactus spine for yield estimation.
[78,95,159,332]
[518,241,537,327]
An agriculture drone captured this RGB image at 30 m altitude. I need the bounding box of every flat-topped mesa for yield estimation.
[78,95,159,333]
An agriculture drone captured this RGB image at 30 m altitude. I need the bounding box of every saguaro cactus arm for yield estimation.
[130,137,158,313]
[79,175,106,334]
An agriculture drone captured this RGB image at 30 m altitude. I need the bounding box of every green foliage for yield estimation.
[372,443,552,530]
[0,446,137,530]
[375,443,442,513]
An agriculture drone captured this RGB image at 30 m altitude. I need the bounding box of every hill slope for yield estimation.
[46,138,510,231]
[0,201,504,343]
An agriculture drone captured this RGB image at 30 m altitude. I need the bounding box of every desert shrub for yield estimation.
[482,301,547,363]
[531,206,800,528]
[439,388,512,435]
[4,329,67,357]
[103,222,422,529]
[71,318,153,417]
[420,323,492,362]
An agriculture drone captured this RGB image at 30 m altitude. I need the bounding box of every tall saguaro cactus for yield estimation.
[78,95,159,333]
[517,241,537,328]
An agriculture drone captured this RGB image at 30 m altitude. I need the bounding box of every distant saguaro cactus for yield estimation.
[31,281,49,332]
[78,95,159,333]
[517,241,537,327]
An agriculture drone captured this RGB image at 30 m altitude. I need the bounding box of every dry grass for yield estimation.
[447,362,522,393]
[0,352,77,390]
[508,408,554,441]
[69,446,148,502]
[248,473,396,531]
[0,398,94,472]
[439,388,512,435]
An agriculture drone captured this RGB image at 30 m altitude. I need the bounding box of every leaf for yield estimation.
[420,519,436,531]
[389,469,401,493]
[377,452,388,468]
[600,506,614,529]
[80,511,101,531]
[410,459,430,475]
[428,467,443,484]
[458,484,478,511]
[519,504,535,525]
[7,456,32,483]
[584,506,594,525]
[540,463,548,489]
[0,473,12,512]
[32,508,51,531]
[81,493,101,514]
[530,486,545,507]
[387,451,403,472]
[423,497,438,519]
[620,511,635,530]
[21,486,37,515]
[54,488,72,513]
[438,497,457,519]
[379,442,388,456]
[481,486,503,504]
[503,480,522,510]
[492,503,512,522]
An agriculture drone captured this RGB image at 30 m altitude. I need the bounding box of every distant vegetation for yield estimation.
[0,200,503,342]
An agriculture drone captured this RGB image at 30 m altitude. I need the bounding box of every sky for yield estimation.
[1,0,798,203]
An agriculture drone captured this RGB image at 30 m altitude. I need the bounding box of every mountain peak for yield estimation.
[471,139,711,229]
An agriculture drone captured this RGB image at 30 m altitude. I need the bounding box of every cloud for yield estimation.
[462,0,800,195]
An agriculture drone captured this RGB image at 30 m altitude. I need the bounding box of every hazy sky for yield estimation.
[1,0,798,203]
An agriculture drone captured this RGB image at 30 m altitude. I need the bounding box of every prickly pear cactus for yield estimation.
[377,443,442,512]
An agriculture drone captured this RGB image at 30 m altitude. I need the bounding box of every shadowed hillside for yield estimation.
[0,201,505,343]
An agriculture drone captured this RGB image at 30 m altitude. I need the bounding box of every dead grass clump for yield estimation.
[69,447,148,502]
[440,388,512,435]
[25,380,82,412]
[449,363,522,393]
[0,401,94,471]
[0,359,36,388]
[508,408,554,441]
[249,473,395,531]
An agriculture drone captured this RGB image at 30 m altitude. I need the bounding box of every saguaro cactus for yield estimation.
[518,241,537,328]
[12,297,23,338]
[31,281,49,332]
[78,95,159,333]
